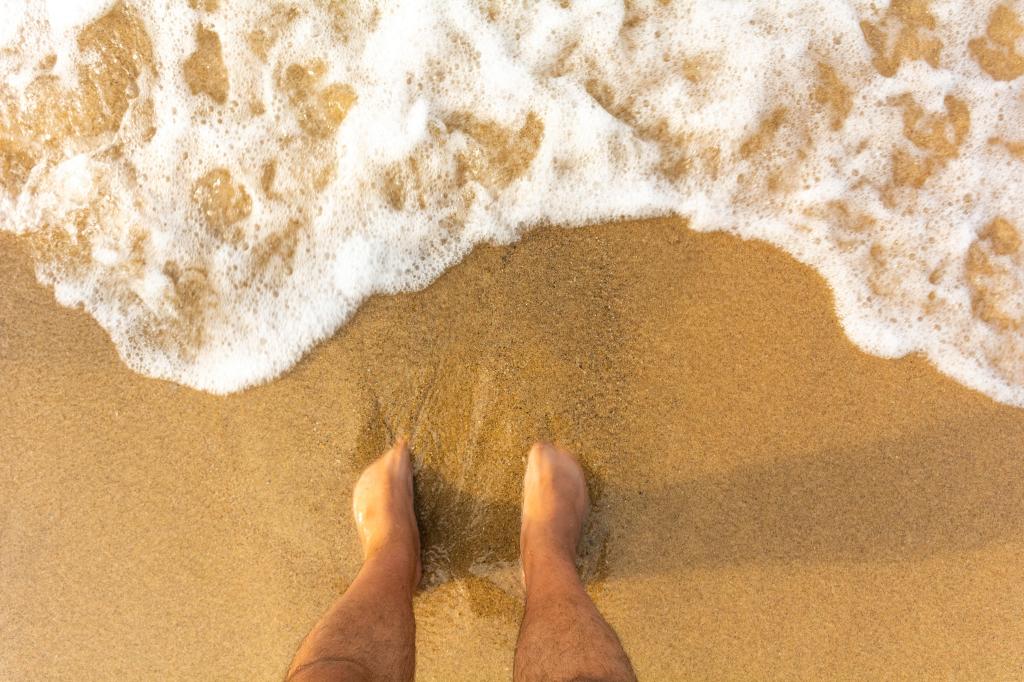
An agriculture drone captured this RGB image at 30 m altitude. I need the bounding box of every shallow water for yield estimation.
[1,0,1022,403]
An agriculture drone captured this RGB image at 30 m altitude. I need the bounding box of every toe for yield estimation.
[529,440,554,462]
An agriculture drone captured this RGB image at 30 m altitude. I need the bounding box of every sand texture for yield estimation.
[2,218,1023,679]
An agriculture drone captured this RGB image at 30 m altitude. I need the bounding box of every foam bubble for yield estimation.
[1,0,1023,404]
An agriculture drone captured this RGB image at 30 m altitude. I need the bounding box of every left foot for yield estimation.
[352,438,422,590]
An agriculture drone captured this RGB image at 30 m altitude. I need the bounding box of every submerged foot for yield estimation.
[520,441,590,589]
[352,437,422,590]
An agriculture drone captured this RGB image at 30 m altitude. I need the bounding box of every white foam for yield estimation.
[1,0,1022,404]
[44,0,108,37]
[0,0,26,47]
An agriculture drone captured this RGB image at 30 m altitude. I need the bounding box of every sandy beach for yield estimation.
[2,217,1023,679]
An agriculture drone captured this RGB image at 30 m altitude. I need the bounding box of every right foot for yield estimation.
[352,438,422,590]
[520,442,590,589]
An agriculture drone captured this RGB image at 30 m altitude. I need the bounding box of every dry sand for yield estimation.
[2,217,1023,679]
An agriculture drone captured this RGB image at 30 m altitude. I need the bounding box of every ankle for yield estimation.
[364,538,421,592]
[522,540,580,594]
[521,516,579,560]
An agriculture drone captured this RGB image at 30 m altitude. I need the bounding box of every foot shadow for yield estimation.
[411,461,611,590]
[605,419,1024,575]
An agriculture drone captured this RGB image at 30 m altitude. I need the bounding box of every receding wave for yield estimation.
[1,0,1022,402]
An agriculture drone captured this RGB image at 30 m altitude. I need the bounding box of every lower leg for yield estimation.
[513,443,636,682]
[287,439,421,682]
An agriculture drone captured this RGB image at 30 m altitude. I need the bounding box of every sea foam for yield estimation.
[0,0,1022,403]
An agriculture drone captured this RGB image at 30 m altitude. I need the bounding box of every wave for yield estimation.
[0,0,1022,403]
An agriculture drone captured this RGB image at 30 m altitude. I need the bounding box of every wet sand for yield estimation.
[2,217,1023,679]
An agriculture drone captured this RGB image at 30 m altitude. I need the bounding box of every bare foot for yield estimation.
[352,438,422,590]
[520,442,590,590]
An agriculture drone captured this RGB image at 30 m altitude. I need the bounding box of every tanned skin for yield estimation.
[286,439,635,682]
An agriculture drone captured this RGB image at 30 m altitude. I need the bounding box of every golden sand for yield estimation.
[2,219,1023,679]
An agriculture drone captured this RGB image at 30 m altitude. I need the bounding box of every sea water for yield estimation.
[0,0,1021,403]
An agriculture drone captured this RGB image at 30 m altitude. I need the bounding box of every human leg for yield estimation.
[514,442,636,682]
[287,439,421,682]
